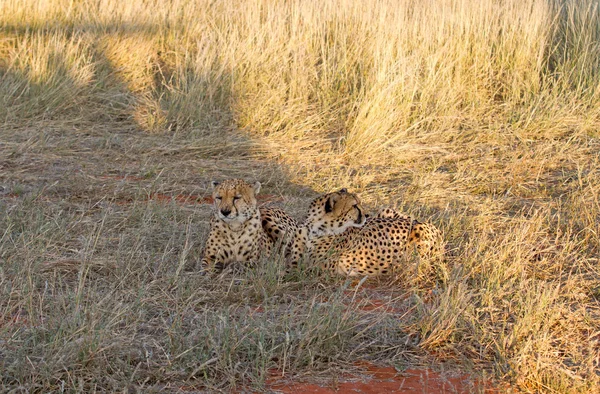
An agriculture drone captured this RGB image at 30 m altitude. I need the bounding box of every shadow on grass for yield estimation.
[0,19,318,201]
[0,17,507,394]
[0,18,330,393]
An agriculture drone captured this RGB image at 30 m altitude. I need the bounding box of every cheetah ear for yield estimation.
[324,193,340,213]
[338,188,348,193]
[211,181,220,189]
[253,181,261,195]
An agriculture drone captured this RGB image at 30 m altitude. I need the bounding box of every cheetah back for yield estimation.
[309,217,443,276]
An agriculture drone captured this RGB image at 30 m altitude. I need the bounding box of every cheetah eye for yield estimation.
[215,196,222,200]
[233,195,242,201]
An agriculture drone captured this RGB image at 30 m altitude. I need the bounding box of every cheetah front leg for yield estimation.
[285,227,310,268]
[200,227,227,273]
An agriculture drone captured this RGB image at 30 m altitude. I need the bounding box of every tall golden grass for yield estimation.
[2,0,598,143]
[1,0,599,392]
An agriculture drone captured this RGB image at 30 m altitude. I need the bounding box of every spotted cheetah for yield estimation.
[200,178,301,273]
[284,188,367,266]
[200,179,273,272]
[289,191,443,276]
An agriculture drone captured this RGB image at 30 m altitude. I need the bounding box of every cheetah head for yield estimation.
[211,179,261,227]
[303,188,366,239]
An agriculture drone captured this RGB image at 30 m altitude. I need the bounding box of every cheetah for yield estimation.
[289,191,443,276]
[200,178,300,273]
[285,188,367,266]
[200,179,273,272]
[253,188,364,269]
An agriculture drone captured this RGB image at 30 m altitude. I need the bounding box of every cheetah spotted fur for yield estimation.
[200,179,273,272]
[288,191,444,276]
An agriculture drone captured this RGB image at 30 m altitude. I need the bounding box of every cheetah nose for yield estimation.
[221,209,232,217]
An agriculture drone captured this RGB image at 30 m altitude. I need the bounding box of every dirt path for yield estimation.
[266,362,495,393]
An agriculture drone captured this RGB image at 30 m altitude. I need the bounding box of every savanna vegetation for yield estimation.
[1,0,599,392]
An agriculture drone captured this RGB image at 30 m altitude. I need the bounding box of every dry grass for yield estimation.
[1,0,599,392]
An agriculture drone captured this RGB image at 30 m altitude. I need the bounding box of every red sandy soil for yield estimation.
[267,361,496,394]
[263,287,499,394]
